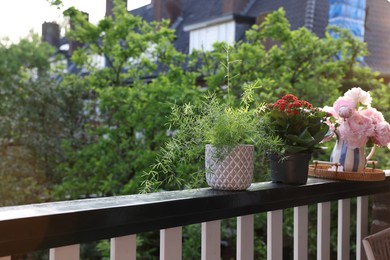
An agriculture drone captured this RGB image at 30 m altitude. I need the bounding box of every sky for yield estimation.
[0,0,151,43]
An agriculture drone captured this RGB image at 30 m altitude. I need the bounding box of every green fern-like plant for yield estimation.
[141,94,261,192]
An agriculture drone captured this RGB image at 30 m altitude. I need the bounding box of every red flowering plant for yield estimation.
[261,94,330,154]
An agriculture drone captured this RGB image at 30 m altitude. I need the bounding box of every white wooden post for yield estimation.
[160,227,182,260]
[267,210,283,260]
[338,199,350,260]
[294,206,308,260]
[237,214,254,260]
[49,244,80,260]
[110,235,136,260]
[202,220,221,260]
[357,196,368,260]
[317,202,331,260]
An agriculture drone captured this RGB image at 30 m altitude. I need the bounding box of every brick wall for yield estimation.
[371,192,390,233]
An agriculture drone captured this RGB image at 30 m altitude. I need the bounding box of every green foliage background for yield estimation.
[0,2,389,259]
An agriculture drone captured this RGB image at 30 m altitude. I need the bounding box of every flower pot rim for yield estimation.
[206,144,254,147]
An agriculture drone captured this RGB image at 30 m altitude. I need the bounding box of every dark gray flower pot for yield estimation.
[269,153,312,185]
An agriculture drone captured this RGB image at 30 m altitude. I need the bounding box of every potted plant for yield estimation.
[141,45,281,192]
[323,87,390,172]
[141,93,270,191]
[259,94,330,184]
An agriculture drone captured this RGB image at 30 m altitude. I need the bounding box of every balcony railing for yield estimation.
[1,173,390,260]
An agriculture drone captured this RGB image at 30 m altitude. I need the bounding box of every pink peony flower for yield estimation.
[323,87,390,150]
[322,106,335,116]
[373,122,390,147]
[344,87,372,106]
[333,97,357,118]
[338,112,374,148]
[359,107,385,125]
[338,106,353,118]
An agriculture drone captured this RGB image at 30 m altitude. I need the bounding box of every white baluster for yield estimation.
[267,210,283,260]
[160,227,182,260]
[49,244,80,260]
[110,235,136,260]
[338,199,350,260]
[237,214,254,260]
[202,220,221,260]
[317,202,331,260]
[294,206,308,260]
[357,196,368,260]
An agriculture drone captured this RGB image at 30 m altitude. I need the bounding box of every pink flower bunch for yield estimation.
[323,87,390,149]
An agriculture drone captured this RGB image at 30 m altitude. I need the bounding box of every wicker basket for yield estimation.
[363,227,390,260]
[308,160,385,182]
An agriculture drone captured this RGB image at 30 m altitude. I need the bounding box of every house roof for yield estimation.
[131,0,225,54]
[130,0,390,77]
[130,3,154,23]
[183,14,254,32]
[245,0,329,37]
[130,0,329,54]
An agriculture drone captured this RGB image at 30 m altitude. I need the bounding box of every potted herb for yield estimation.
[260,94,330,184]
[142,93,267,191]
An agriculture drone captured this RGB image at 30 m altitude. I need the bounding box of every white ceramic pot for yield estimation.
[330,137,375,172]
[205,144,254,190]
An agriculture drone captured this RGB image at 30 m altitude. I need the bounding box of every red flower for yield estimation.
[301,100,312,109]
[296,100,303,106]
[273,99,288,111]
[282,94,298,102]
[271,95,317,117]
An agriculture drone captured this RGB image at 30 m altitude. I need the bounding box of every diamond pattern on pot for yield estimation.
[205,144,254,190]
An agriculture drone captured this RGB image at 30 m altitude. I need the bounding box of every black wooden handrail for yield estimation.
[1,175,390,257]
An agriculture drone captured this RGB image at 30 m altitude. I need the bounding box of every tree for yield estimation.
[53,0,203,199]
[0,33,84,205]
[190,8,385,108]
[0,34,54,143]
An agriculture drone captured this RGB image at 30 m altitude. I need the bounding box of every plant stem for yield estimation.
[225,45,232,106]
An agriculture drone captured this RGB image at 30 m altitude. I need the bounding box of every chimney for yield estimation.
[106,0,128,18]
[223,0,249,14]
[42,22,60,48]
[152,0,181,23]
